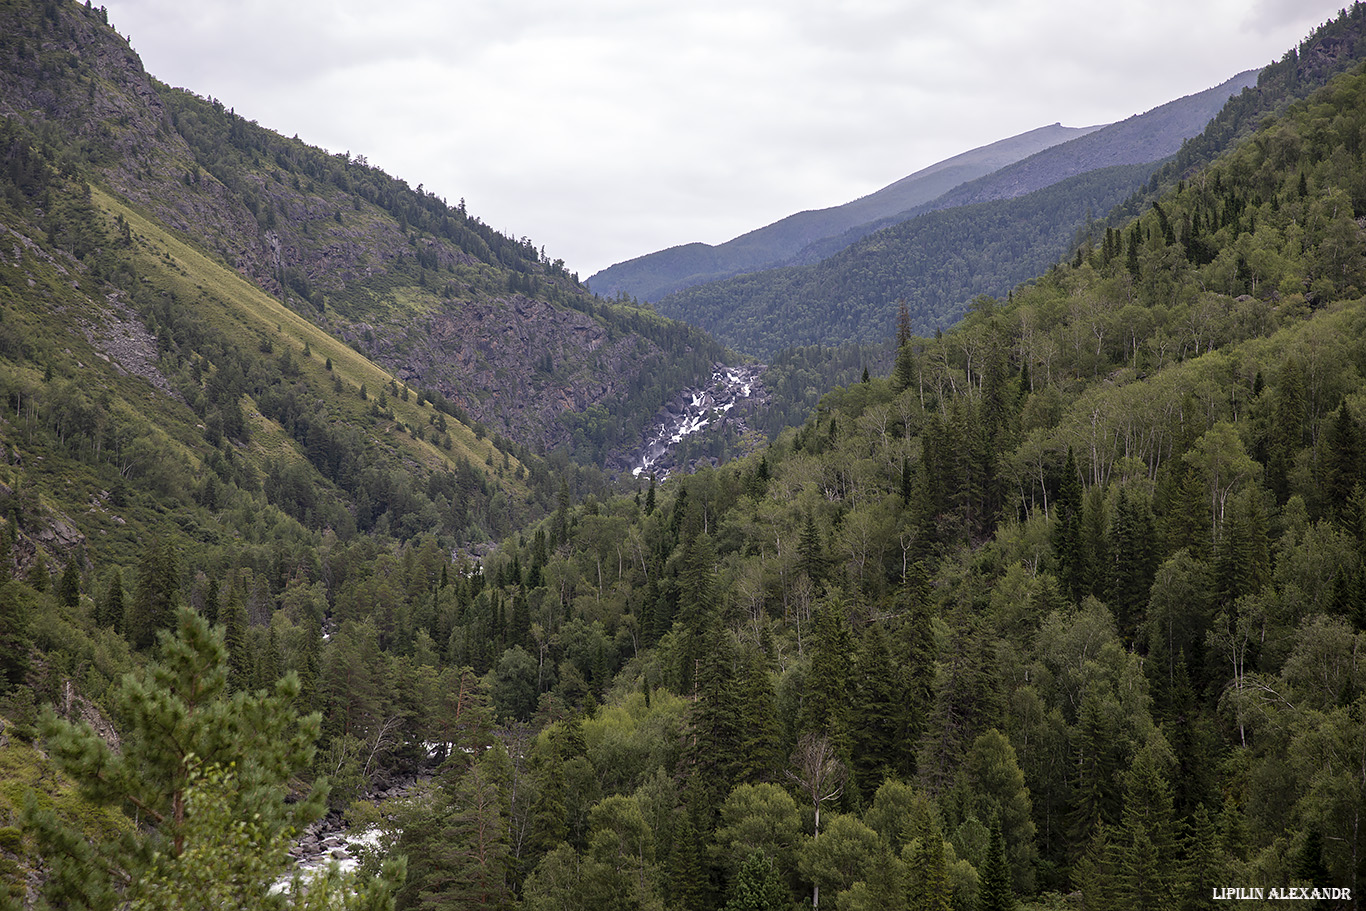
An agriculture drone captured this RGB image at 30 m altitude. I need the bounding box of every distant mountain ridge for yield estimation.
[587,123,1099,301]
[786,70,1260,266]
[933,71,1259,210]
[646,6,1366,359]
[589,70,1258,304]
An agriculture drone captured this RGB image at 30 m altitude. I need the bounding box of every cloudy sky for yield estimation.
[104,0,1343,278]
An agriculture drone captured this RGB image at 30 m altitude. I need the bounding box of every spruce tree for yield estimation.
[1112,744,1182,910]
[1268,356,1307,503]
[798,513,827,590]
[1180,803,1221,911]
[722,851,788,911]
[1053,448,1085,601]
[1068,691,1125,848]
[95,569,126,633]
[220,591,250,692]
[0,580,33,691]
[1212,488,1270,609]
[1109,487,1157,639]
[666,808,708,911]
[852,623,900,797]
[128,540,181,651]
[799,597,854,756]
[895,562,936,779]
[25,554,49,593]
[737,645,782,784]
[978,815,1015,911]
[904,812,953,911]
[1322,404,1362,518]
[57,558,80,608]
[675,532,718,694]
[685,627,745,814]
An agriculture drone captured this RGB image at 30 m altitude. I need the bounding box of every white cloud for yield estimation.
[106,0,1347,276]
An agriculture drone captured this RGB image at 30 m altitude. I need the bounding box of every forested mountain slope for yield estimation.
[659,161,1158,355]
[654,6,1366,357]
[432,55,1366,910]
[4,1,1366,910]
[0,0,728,466]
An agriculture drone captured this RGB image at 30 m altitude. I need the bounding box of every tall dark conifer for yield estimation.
[852,624,900,798]
[57,559,80,608]
[979,815,1015,911]
[1268,356,1307,503]
[1323,403,1363,517]
[676,532,718,694]
[799,597,853,756]
[1053,449,1085,602]
[686,628,745,815]
[95,569,125,634]
[737,645,782,784]
[1110,487,1157,640]
[895,562,937,779]
[129,540,181,651]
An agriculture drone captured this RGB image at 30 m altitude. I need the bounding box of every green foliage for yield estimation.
[977,816,1014,911]
[721,851,788,911]
[24,607,329,910]
[8,4,1366,911]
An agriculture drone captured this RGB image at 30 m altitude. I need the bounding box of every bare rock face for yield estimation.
[3,491,88,580]
[80,294,177,398]
[360,293,665,455]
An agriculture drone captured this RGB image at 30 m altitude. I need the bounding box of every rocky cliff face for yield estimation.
[360,293,664,453]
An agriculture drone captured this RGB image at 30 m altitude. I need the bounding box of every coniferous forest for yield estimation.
[1,1,1366,910]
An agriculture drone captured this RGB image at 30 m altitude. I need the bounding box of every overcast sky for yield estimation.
[103,0,1344,278]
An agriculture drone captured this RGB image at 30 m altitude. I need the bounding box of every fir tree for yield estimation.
[56,558,80,608]
[978,815,1015,911]
[95,569,126,634]
[737,645,782,784]
[722,851,789,911]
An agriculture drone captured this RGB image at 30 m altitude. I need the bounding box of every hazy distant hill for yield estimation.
[788,70,1259,266]
[934,71,1259,210]
[589,70,1258,306]
[648,36,1366,357]
[586,123,1098,301]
